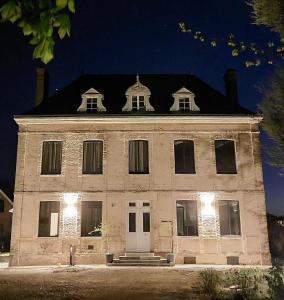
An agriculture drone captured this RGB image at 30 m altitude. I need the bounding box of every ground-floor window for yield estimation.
[81,201,102,236]
[219,200,241,235]
[38,201,60,237]
[176,200,198,236]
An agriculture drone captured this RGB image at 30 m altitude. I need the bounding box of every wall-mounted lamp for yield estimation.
[200,192,215,216]
[63,193,78,218]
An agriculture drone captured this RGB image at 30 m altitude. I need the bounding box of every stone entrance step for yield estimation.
[108,253,173,267]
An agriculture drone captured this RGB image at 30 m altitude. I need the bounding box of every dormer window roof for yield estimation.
[77,88,106,113]
[170,87,200,112]
[122,75,154,112]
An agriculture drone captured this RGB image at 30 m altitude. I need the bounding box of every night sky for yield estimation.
[0,0,283,215]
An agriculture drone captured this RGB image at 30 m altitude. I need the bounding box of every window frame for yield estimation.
[40,141,63,175]
[38,201,60,238]
[128,139,149,174]
[174,139,196,174]
[80,201,103,237]
[214,139,237,175]
[218,200,241,237]
[132,95,145,111]
[176,200,199,237]
[82,140,104,175]
[178,97,192,112]
[86,98,98,112]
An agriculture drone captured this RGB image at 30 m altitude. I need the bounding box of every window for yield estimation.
[179,98,191,112]
[41,141,62,175]
[0,224,3,237]
[129,140,149,174]
[132,96,145,111]
[81,201,102,237]
[38,201,60,237]
[86,98,98,112]
[176,200,198,236]
[82,141,103,174]
[219,200,241,236]
[215,140,237,174]
[174,140,195,174]
[129,213,136,232]
[0,200,4,213]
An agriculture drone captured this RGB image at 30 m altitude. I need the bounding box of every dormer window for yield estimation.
[77,88,106,113]
[123,75,154,112]
[86,98,98,112]
[179,98,192,112]
[170,87,200,113]
[132,95,145,111]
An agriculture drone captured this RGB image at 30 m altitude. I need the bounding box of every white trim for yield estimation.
[170,87,200,112]
[14,115,263,125]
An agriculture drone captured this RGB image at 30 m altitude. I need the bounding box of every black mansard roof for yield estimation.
[25,74,254,116]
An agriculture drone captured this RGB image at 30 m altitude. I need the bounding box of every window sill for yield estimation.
[128,173,149,175]
[177,235,199,238]
[40,174,63,177]
[220,235,242,238]
[81,174,103,176]
[216,173,238,176]
[80,236,102,238]
[37,236,59,238]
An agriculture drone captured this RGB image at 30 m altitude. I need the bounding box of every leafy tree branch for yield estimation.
[0,0,75,63]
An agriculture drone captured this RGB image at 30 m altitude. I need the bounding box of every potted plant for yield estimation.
[93,223,113,264]
[167,253,175,264]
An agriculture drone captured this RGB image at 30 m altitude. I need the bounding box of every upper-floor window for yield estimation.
[77,88,106,113]
[38,201,60,237]
[174,140,195,174]
[83,141,103,174]
[179,98,192,112]
[219,200,241,236]
[215,140,237,174]
[0,200,4,213]
[132,95,145,111]
[170,87,200,112]
[81,201,102,237]
[129,140,149,174]
[176,200,198,236]
[122,75,155,112]
[41,141,62,175]
[86,98,98,112]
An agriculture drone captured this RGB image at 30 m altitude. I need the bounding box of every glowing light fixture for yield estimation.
[63,193,78,218]
[200,192,215,216]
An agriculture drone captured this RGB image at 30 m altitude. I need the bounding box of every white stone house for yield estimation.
[9,69,271,266]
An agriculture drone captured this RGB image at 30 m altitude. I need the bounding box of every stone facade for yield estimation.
[9,116,271,266]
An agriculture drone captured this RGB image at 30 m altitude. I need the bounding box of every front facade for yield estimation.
[10,71,271,266]
[0,189,13,251]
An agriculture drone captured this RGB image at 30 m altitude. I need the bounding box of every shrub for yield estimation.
[265,266,284,299]
[199,269,223,299]
[225,268,268,299]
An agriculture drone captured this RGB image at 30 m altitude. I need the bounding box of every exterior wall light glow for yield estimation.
[200,192,215,216]
[63,193,78,218]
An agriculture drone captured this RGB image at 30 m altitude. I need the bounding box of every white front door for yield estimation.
[126,201,151,252]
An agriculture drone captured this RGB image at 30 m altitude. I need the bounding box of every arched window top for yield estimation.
[77,88,107,113]
[170,87,200,112]
[123,75,154,112]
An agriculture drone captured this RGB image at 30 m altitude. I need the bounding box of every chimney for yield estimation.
[223,69,239,106]
[35,67,49,106]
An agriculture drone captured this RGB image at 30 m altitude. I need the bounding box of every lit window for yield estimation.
[174,140,195,174]
[176,200,198,236]
[179,98,192,111]
[132,96,145,111]
[82,141,103,174]
[129,140,149,174]
[86,98,98,112]
[38,201,60,237]
[41,141,62,175]
[219,200,241,235]
[215,140,237,174]
[81,201,102,237]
